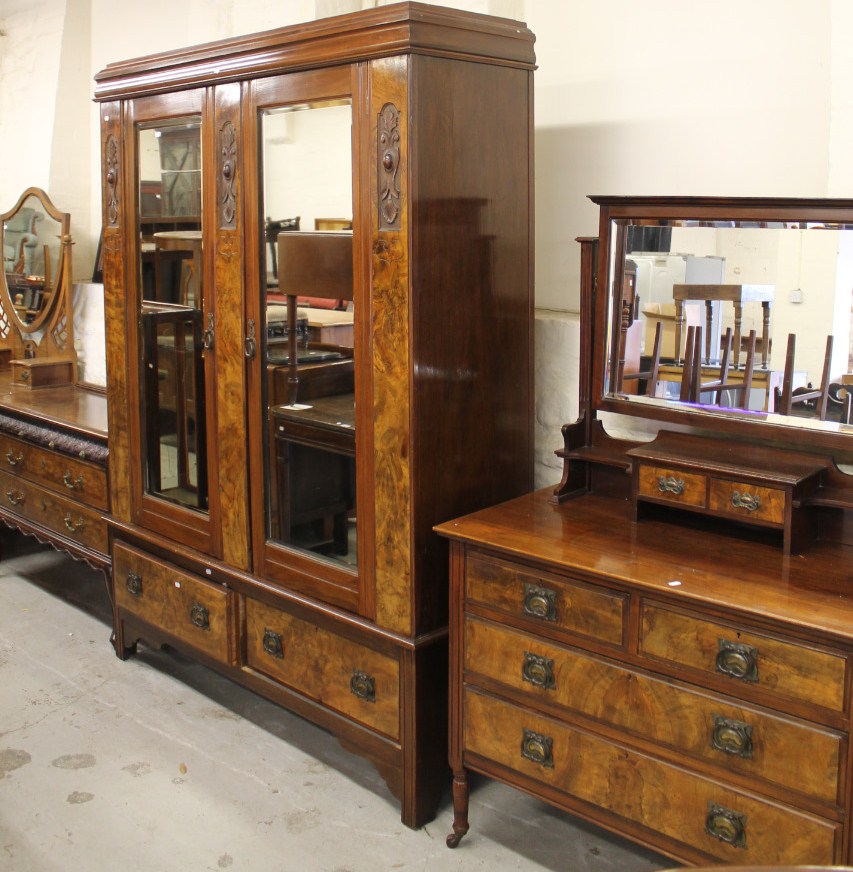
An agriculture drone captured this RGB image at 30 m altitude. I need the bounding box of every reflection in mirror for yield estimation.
[260,99,357,568]
[606,218,853,431]
[136,116,207,511]
[0,188,71,362]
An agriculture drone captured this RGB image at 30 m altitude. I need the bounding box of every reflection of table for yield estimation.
[657,364,791,411]
[673,284,774,368]
[153,230,202,305]
[272,394,355,555]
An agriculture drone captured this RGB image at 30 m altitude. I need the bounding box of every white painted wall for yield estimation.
[2,0,852,485]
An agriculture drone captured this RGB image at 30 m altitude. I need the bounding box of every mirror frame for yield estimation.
[0,187,77,372]
[591,195,853,462]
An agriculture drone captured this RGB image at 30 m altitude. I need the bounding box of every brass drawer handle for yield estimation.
[521,652,555,690]
[350,669,376,703]
[711,715,753,759]
[63,513,85,533]
[190,603,210,630]
[731,490,761,512]
[5,449,23,467]
[262,628,284,659]
[125,572,143,598]
[62,471,84,491]
[522,583,557,622]
[716,639,759,683]
[705,802,746,848]
[520,728,554,768]
[657,475,685,495]
[6,489,24,506]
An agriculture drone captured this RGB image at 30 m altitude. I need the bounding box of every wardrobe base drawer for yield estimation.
[246,598,400,740]
[113,542,237,666]
[464,688,840,866]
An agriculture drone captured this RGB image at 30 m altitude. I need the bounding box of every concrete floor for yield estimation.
[0,531,672,872]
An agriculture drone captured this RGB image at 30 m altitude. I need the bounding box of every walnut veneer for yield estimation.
[95,3,534,828]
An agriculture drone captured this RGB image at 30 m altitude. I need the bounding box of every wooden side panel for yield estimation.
[213,83,250,570]
[408,56,534,635]
[369,56,413,637]
[100,100,131,522]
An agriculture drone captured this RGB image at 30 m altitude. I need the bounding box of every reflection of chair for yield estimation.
[3,207,42,274]
[622,321,662,396]
[265,216,300,282]
[774,333,833,420]
[680,326,756,409]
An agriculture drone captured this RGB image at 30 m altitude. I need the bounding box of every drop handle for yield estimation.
[6,490,24,506]
[520,728,554,768]
[705,803,746,848]
[716,639,759,683]
[5,450,23,467]
[63,514,85,533]
[63,471,84,491]
[710,715,753,759]
[521,652,555,690]
[657,475,685,495]
[522,582,557,622]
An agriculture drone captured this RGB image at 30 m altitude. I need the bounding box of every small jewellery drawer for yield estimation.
[0,431,107,511]
[463,688,840,865]
[0,467,107,553]
[113,542,237,666]
[465,553,625,647]
[465,617,843,804]
[708,479,785,525]
[246,598,400,740]
[641,603,847,712]
[636,464,706,508]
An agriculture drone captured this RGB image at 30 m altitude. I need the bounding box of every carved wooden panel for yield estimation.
[378,103,401,230]
[370,59,411,636]
[213,85,249,570]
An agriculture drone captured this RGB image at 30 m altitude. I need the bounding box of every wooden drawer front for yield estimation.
[637,464,706,508]
[466,554,625,647]
[464,689,839,865]
[113,543,236,666]
[0,431,107,510]
[465,618,842,804]
[708,479,785,525]
[641,604,847,712]
[0,467,107,554]
[245,598,399,740]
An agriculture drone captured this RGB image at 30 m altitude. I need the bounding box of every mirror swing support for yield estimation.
[555,196,853,555]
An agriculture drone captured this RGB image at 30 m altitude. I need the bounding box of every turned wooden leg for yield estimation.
[446,769,470,848]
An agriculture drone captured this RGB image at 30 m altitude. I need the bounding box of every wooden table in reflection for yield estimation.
[271,393,355,556]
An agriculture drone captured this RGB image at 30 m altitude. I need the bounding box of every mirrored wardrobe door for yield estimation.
[128,90,219,555]
[248,68,364,611]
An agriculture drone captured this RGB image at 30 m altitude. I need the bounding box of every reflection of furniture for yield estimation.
[264,215,300,284]
[657,362,784,411]
[673,284,774,369]
[3,207,41,274]
[141,306,206,505]
[96,5,534,832]
[152,231,202,306]
[774,333,834,421]
[314,217,352,231]
[442,199,853,866]
[680,326,756,409]
[273,394,355,555]
[0,370,109,572]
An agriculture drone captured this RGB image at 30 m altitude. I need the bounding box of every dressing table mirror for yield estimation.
[0,187,76,386]
[555,196,853,554]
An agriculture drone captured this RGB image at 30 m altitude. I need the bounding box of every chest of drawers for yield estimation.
[436,490,853,866]
[0,393,109,570]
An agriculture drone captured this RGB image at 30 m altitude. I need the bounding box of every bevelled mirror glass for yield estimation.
[260,99,356,568]
[0,187,71,352]
[595,199,853,450]
[136,116,207,511]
